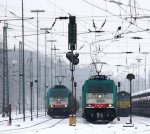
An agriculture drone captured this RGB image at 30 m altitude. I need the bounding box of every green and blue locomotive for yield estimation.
[82,75,117,122]
[47,85,71,117]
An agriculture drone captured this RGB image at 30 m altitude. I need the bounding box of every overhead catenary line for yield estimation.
[45,0,71,16]
[103,0,150,12]
[82,0,149,32]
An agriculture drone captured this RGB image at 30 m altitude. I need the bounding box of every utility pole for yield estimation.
[3,2,35,119]
[52,44,59,85]
[19,41,23,114]
[57,56,63,76]
[47,40,57,88]
[2,1,34,119]
[141,52,149,90]
[31,9,45,118]
[130,63,136,93]
[30,52,33,121]
[2,23,9,117]
[21,0,26,122]
[117,82,121,121]
[39,61,41,111]
[136,58,142,92]
[40,28,51,116]
[74,82,77,113]
[149,70,150,89]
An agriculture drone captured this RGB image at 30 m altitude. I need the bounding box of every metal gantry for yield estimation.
[2,23,9,117]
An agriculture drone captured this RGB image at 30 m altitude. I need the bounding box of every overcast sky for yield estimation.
[1,0,150,77]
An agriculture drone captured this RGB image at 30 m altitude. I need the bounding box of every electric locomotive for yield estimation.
[117,91,130,117]
[82,75,117,122]
[47,85,71,117]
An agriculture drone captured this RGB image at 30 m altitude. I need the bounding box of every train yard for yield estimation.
[1,0,150,134]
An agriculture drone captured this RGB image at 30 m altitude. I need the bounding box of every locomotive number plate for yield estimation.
[97,99,105,103]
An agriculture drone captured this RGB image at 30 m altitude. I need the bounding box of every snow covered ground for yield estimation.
[0,111,150,134]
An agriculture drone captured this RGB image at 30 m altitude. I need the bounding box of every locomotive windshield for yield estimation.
[87,84,112,93]
[50,91,68,98]
[118,94,130,101]
[50,89,68,105]
[86,84,113,104]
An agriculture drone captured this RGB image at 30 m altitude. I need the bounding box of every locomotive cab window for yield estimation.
[86,84,113,104]
[87,84,113,93]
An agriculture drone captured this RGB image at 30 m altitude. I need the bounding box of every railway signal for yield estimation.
[66,52,79,65]
[68,16,77,50]
[67,16,78,119]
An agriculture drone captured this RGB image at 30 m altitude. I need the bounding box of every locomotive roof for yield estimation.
[132,89,150,101]
[88,75,109,80]
[53,85,67,89]
[117,91,130,96]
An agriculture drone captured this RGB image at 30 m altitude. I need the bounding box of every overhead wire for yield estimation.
[1,0,150,69]
[103,0,150,12]
[82,0,149,33]
[81,0,149,67]
[45,0,71,16]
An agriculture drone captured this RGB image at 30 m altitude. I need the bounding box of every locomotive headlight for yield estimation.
[65,105,67,107]
[88,104,91,107]
[51,105,53,108]
[109,104,112,107]
[98,94,102,98]
[129,105,130,108]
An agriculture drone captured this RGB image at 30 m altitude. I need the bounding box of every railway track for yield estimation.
[0,118,66,134]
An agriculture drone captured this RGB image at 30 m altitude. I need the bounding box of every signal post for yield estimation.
[66,16,79,126]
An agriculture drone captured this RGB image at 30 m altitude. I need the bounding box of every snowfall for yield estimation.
[0,110,150,134]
